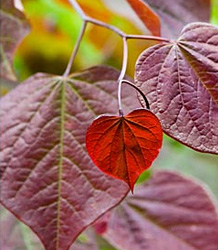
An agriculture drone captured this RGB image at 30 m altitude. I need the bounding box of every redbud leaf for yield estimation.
[135,23,218,154]
[126,0,160,36]
[0,0,30,81]
[86,109,163,191]
[98,171,218,250]
[0,66,140,250]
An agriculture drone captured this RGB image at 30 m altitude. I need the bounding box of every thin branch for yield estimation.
[118,37,128,116]
[118,38,128,82]
[86,17,126,37]
[68,0,125,37]
[68,0,86,19]
[63,21,87,77]
[126,34,170,43]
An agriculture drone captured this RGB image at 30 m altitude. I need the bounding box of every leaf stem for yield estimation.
[68,0,86,19]
[118,37,128,116]
[86,17,126,37]
[122,80,150,110]
[63,21,87,77]
[126,34,170,43]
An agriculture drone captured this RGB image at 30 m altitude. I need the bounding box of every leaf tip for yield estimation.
[126,180,135,194]
[130,186,134,194]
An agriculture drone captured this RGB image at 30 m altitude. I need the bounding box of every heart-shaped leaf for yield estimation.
[126,0,160,36]
[86,109,163,191]
[135,22,218,154]
[0,66,140,250]
[0,0,30,81]
[96,171,218,250]
[143,0,211,38]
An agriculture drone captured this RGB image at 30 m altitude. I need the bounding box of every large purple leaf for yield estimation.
[135,22,218,154]
[0,0,30,81]
[143,0,211,38]
[0,66,140,250]
[96,171,218,250]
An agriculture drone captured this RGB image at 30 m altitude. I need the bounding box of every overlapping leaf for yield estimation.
[0,0,30,81]
[143,0,211,38]
[0,66,140,250]
[135,22,218,154]
[95,171,218,250]
[86,109,163,191]
[126,0,160,36]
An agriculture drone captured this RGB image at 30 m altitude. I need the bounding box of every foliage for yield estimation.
[0,0,218,250]
[86,108,163,191]
[135,22,218,154]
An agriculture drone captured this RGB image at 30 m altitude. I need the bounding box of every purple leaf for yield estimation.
[0,66,139,250]
[98,171,218,250]
[143,0,211,38]
[135,22,218,154]
[0,0,30,81]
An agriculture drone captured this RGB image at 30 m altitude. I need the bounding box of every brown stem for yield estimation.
[118,37,128,115]
[86,17,126,37]
[126,34,170,43]
[68,0,86,19]
[63,21,87,76]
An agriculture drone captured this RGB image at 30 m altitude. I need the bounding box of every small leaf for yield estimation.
[0,0,30,81]
[126,0,160,36]
[86,109,163,191]
[135,22,218,154]
[98,171,218,250]
[143,0,211,38]
[0,66,139,250]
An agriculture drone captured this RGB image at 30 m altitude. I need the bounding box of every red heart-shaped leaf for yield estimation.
[86,109,163,191]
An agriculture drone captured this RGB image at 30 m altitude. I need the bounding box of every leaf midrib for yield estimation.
[56,81,66,250]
